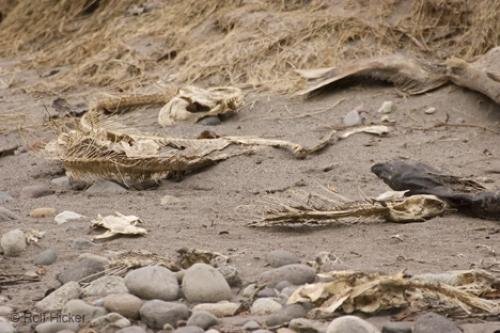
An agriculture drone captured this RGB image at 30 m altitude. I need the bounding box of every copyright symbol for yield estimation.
[10,313,20,322]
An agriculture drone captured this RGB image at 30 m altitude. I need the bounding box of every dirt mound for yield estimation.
[0,0,498,93]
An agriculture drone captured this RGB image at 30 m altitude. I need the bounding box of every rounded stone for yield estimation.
[186,311,218,329]
[182,263,232,303]
[82,275,128,298]
[265,250,300,268]
[250,298,282,315]
[30,207,57,218]
[125,266,179,301]
[116,326,147,333]
[35,321,78,333]
[62,299,107,322]
[103,293,143,319]
[1,229,26,257]
[139,300,189,329]
[0,321,14,333]
[34,248,57,265]
[326,316,379,333]
[173,326,204,333]
[258,264,315,287]
[243,320,261,331]
[414,312,461,333]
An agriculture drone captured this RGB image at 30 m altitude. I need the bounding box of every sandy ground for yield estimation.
[1,59,500,331]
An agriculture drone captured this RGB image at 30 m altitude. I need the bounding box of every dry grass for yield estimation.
[0,0,498,93]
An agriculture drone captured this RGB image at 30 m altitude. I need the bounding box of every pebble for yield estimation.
[54,210,83,225]
[0,321,14,333]
[69,238,94,250]
[424,107,436,114]
[275,281,293,291]
[0,192,13,205]
[57,256,107,284]
[257,287,278,298]
[20,184,54,198]
[34,321,78,333]
[265,304,307,327]
[30,207,57,218]
[250,298,282,315]
[326,316,379,333]
[103,293,143,319]
[342,109,363,127]
[253,330,273,333]
[258,264,315,287]
[205,329,220,333]
[50,176,71,188]
[0,229,26,256]
[192,302,240,317]
[377,101,395,114]
[89,312,130,331]
[86,180,127,193]
[139,300,189,329]
[62,299,107,322]
[242,284,259,298]
[186,311,218,330]
[280,285,299,299]
[0,306,13,317]
[266,250,300,268]
[182,263,232,303]
[217,265,242,287]
[243,320,261,331]
[116,326,147,333]
[34,248,57,265]
[82,275,128,297]
[125,266,179,301]
[173,326,204,333]
[198,116,221,126]
[290,318,328,333]
[382,321,412,333]
[0,207,17,222]
[35,281,81,312]
[414,312,460,333]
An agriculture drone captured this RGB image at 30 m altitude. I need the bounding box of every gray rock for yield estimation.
[82,275,128,297]
[253,330,273,333]
[290,318,328,333]
[54,330,75,333]
[241,284,259,298]
[186,311,218,330]
[326,316,379,333]
[173,326,204,333]
[258,264,315,287]
[414,313,460,333]
[62,299,107,322]
[280,285,299,299]
[139,300,189,329]
[182,263,232,303]
[125,266,179,301]
[20,184,54,198]
[35,281,81,312]
[266,250,300,268]
[34,248,57,265]
[35,321,78,333]
[116,326,147,333]
[1,229,26,256]
[0,207,17,222]
[257,287,277,298]
[50,176,71,188]
[243,320,261,331]
[0,192,13,205]
[86,181,126,193]
[460,322,500,333]
[275,280,292,291]
[0,306,13,317]
[342,109,362,127]
[103,293,143,319]
[265,304,307,327]
[192,302,240,317]
[57,256,107,284]
[382,322,412,333]
[89,312,131,331]
[217,265,241,287]
[0,321,14,333]
[250,298,282,315]
[69,238,94,250]
[198,116,221,126]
